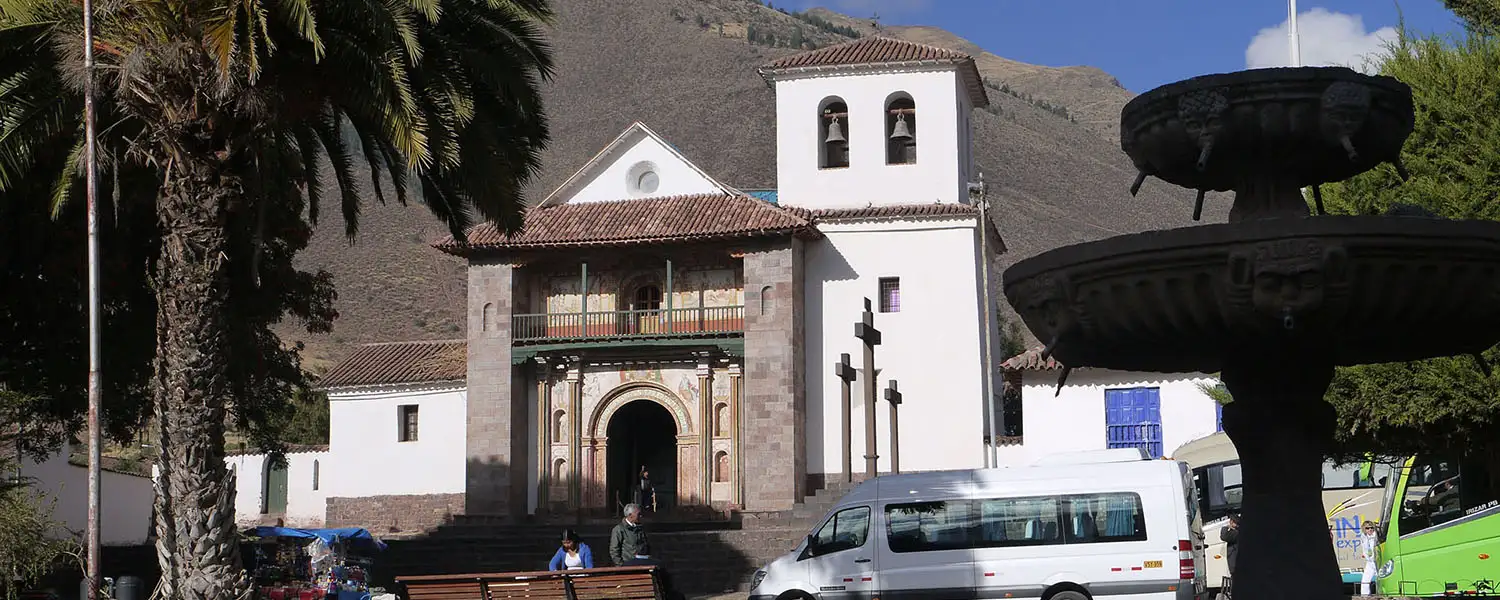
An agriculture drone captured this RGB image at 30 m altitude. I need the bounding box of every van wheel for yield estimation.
[776,591,813,600]
[1047,592,1089,600]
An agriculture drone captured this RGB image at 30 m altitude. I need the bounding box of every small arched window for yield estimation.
[759,285,774,316]
[715,403,729,437]
[553,409,567,442]
[312,460,320,491]
[633,285,662,311]
[553,458,567,482]
[819,98,850,169]
[714,451,730,483]
[886,94,916,165]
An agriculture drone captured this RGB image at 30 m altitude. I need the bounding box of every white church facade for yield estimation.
[222,38,1226,534]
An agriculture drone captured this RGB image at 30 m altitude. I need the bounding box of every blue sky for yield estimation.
[792,1,1466,92]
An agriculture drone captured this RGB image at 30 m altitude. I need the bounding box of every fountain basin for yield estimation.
[1121,67,1414,193]
[1003,216,1500,374]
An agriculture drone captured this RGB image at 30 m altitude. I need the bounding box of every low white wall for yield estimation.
[226,450,330,528]
[327,385,468,497]
[19,447,154,545]
[998,369,1220,467]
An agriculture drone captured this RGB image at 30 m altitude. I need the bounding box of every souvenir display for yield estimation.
[246,527,385,600]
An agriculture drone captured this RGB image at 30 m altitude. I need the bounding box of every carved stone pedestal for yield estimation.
[1221,357,1339,600]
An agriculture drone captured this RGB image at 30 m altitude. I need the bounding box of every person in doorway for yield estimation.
[634,466,656,513]
[1360,520,1380,595]
[1220,512,1241,578]
[548,529,594,571]
[610,503,651,566]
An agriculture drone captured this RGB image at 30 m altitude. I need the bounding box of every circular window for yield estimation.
[626,161,661,196]
[637,170,659,194]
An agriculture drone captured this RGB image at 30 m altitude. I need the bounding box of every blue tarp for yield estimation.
[247,527,387,553]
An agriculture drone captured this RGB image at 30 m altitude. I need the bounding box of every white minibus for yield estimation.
[748,448,1208,600]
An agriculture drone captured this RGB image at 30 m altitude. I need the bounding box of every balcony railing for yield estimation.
[513,306,745,342]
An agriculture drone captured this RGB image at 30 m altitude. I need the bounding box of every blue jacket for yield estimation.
[549,543,594,571]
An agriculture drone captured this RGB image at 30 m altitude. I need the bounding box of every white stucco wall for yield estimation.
[18,447,154,545]
[994,369,1221,467]
[562,130,722,204]
[803,217,994,476]
[226,450,330,528]
[772,67,967,209]
[326,385,468,497]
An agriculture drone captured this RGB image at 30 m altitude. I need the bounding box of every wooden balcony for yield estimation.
[513,306,745,343]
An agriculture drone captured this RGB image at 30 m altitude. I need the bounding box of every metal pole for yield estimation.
[855,299,881,479]
[82,0,103,592]
[1288,0,1301,67]
[974,174,1000,468]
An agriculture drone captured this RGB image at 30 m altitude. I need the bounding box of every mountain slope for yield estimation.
[277,0,1224,371]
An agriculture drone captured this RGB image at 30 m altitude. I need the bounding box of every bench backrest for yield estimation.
[397,567,661,600]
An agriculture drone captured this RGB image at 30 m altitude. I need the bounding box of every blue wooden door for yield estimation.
[1104,387,1164,458]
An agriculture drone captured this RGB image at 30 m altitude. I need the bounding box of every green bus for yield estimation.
[1376,453,1500,596]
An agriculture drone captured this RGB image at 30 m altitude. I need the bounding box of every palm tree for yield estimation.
[0,0,553,596]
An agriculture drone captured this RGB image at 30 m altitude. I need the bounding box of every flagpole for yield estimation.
[1288,0,1302,67]
[82,0,104,591]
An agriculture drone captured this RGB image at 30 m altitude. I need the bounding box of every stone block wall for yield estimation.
[466,260,520,516]
[325,493,465,535]
[741,240,806,511]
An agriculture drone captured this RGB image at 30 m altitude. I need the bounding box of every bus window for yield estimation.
[1193,462,1244,522]
[1397,454,1499,535]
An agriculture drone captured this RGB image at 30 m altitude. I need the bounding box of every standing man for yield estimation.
[610,504,682,600]
[610,503,652,566]
[1220,511,1241,595]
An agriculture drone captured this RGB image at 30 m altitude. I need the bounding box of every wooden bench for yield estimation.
[397,567,663,600]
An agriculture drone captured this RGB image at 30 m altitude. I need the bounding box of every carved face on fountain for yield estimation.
[1013,273,1078,342]
[1229,240,1349,329]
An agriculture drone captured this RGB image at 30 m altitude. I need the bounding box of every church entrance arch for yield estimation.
[588,382,693,515]
[606,401,677,513]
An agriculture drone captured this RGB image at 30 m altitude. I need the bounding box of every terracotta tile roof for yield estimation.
[758,37,989,107]
[797,203,983,221]
[318,340,467,389]
[794,203,1007,253]
[1001,346,1063,371]
[225,444,330,458]
[762,36,972,70]
[435,194,817,255]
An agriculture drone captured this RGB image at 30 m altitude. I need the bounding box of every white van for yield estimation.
[748,449,1207,600]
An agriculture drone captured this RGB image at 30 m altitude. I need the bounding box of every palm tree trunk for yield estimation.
[151,157,251,600]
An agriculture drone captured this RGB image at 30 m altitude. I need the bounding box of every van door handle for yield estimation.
[854,558,871,563]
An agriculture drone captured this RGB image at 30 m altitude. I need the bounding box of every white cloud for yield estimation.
[1245,8,1396,73]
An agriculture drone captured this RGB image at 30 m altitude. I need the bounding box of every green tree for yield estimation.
[0,395,83,600]
[0,0,554,597]
[1445,0,1500,33]
[1318,25,1500,461]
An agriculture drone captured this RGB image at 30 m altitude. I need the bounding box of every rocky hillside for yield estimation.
[278,0,1223,372]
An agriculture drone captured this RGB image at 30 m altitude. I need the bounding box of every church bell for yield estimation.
[890,113,913,140]
[825,117,846,144]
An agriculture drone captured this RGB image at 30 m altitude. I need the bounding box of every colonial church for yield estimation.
[227,37,1012,531]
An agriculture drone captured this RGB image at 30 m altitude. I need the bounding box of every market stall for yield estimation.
[244,527,386,600]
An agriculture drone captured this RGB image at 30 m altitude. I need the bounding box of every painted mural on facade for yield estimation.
[543,268,742,314]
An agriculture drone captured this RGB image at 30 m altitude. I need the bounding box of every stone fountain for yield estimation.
[1003,66,1500,599]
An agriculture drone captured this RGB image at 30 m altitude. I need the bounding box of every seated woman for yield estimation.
[549,530,594,571]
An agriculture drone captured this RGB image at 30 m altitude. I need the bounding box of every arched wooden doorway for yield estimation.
[606,400,677,513]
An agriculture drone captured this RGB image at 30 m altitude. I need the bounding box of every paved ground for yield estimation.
[690,593,744,600]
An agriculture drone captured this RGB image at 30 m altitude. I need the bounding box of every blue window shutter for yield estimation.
[1105,387,1164,458]
[1216,400,1224,432]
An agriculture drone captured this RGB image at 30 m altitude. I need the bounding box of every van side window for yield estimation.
[810,506,871,557]
[886,501,974,553]
[976,497,1062,548]
[1064,493,1147,543]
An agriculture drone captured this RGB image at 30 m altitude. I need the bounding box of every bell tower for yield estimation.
[758,37,989,210]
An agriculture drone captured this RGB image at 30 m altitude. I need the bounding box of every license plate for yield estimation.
[1143,560,1163,568]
